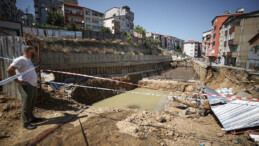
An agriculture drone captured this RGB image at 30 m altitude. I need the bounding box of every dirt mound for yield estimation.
[116,109,254,146]
[204,68,259,98]
[193,62,259,98]
[71,74,142,105]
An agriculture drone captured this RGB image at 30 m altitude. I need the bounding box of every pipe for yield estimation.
[28,106,89,146]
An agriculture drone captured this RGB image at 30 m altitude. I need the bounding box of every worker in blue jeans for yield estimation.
[7,46,44,130]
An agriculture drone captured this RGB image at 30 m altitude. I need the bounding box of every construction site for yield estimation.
[0,36,259,146]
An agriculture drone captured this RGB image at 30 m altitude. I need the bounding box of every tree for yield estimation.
[122,32,132,43]
[47,11,64,27]
[144,37,161,48]
[66,22,78,31]
[134,25,146,38]
[100,27,112,33]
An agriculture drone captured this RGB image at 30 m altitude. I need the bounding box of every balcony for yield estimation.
[229,27,235,34]
[65,12,83,18]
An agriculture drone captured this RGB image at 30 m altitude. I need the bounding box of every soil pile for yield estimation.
[193,62,259,98]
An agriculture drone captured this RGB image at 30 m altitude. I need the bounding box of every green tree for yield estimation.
[176,46,182,53]
[66,22,78,31]
[144,37,161,48]
[134,25,146,38]
[47,11,64,27]
[100,27,112,33]
[122,32,132,43]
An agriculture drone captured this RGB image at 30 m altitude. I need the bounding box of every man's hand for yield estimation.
[7,66,28,86]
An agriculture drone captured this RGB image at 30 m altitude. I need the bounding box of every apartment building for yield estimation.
[34,0,62,24]
[247,33,259,70]
[34,0,79,24]
[219,10,259,68]
[179,39,185,50]
[62,3,84,29]
[202,30,211,57]
[0,0,23,36]
[22,13,34,27]
[103,6,134,34]
[183,40,201,58]
[165,35,173,50]
[206,10,245,62]
[84,8,104,31]
[0,0,23,22]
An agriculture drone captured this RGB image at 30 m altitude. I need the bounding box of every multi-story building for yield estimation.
[0,0,23,22]
[165,35,173,50]
[219,10,259,68]
[34,0,79,24]
[247,33,259,70]
[34,0,63,24]
[145,32,154,38]
[0,0,23,36]
[183,40,201,58]
[62,3,84,29]
[103,6,134,34]
[84,8,104,31]
[206,10,245,62]
[179,39,185,50]
[202,30,211,57]
[63,0,78,5]
[22,13,34,27]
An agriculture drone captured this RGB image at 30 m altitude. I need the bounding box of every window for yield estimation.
[85,18,90,23]
[92,19,99,24]
[213,33,216,39]
[213,18,217,24]
[85,10,90,15]
[214,26,217,31]
[212,41,215,46]
[92,12,98,16]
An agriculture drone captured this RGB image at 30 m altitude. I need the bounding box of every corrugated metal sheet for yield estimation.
[205,86,259,131]
[211,100,259,131]
[205,86,230,104]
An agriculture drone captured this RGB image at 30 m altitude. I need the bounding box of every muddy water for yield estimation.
[92,88,170,112]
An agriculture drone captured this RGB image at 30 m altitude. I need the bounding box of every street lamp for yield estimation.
[82,20,85,30]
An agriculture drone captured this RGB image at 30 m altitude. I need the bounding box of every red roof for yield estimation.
[186,40,199,43]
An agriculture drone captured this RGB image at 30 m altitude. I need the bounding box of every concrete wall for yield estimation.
[236,17,259,68]
[39,51,171,67]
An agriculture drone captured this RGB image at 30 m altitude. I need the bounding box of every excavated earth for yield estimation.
[0,66,258,145]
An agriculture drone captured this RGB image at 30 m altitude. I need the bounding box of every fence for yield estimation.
[82,30,142,43]
[0,36,24,99]
[23,27,82,38]
[22,27,143,43]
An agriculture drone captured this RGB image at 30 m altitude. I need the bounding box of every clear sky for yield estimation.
[17,0,259,41]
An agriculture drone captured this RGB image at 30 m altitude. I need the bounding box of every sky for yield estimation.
[17,0,259,41]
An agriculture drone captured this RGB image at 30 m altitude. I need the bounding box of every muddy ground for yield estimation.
[0,88,256,146]
[0,67,258,145]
